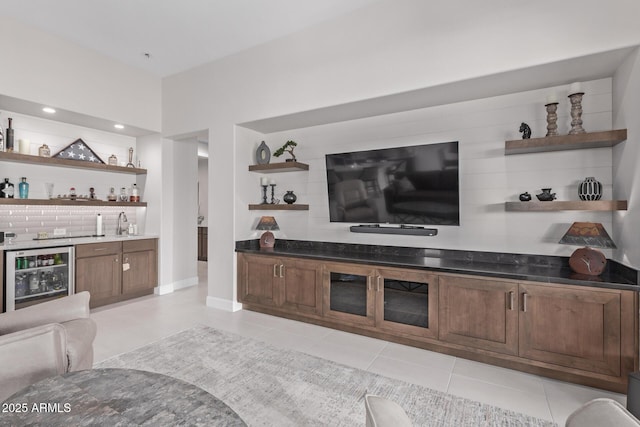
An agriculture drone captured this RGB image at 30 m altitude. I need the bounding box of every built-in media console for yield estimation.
[350,224,438,236]
[236,239,639,393]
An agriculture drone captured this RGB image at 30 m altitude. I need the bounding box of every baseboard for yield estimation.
[154,276,199,295]
[206,296,243,312]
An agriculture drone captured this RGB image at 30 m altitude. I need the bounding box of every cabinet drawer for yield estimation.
[123,238,157,253]
[76,241,122,258]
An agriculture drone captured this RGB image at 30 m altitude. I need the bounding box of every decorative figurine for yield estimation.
[126,147,135,168]
[519,122,531,139]
[89,187,96,199]
[519,192,532,202]
[536,188,556,201]
[273,140,298,162]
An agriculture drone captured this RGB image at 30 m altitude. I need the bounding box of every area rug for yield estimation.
[96,325,557,427]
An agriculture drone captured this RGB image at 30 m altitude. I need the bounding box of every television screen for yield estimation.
[325,142,459,226]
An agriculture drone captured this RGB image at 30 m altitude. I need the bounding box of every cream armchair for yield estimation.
[0,291,97,401]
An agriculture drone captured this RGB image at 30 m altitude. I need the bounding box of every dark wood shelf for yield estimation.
[0,199,147,207]
[0,151,147,174]
[248,162,309,173]
[505,129,627,155]
[248,204,309,211]
[505,200,627,211]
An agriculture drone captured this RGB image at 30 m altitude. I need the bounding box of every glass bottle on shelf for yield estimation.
[0,178,14,198]
[119,187,128,202]
[38,144,51,157]
[108,187,117,201]
[29,272,39,294]
[130,183,139,202]
[18,177,29,198]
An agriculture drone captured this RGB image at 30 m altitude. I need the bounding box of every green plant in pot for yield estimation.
[273,140,297,162]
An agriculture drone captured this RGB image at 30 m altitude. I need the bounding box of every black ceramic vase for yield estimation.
[578,177,602,201]
[283,190,297,204]
[519,192,532,201]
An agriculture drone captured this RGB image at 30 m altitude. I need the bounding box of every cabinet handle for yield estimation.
[522,293,529,312]
[94,248,107,252]
[279,264,284,278]
[508,291,515,310]
[376,275,382,292]
[273,264,278,277]
[367,276,372,291]
[114,258,118,263]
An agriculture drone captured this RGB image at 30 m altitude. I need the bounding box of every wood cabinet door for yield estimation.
[375,267,438,339]
[519,283,622,376]
[122,250,157,294]
[322,261,376,326]
[76,254,121,308]
[279,257,323,315]
[439,275,518,355]
[238,254,279,307]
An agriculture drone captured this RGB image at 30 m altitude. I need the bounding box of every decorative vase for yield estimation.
[578,177,602,201]
[536,188,556,201]
[255,141,271,165]
[283,190,297,204]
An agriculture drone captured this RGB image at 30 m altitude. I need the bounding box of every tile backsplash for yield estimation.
[0,205,140,241]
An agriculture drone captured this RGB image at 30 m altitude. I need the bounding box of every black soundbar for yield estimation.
[350,225,438,236]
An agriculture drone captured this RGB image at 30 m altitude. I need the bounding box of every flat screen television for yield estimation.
[325,141,459,226]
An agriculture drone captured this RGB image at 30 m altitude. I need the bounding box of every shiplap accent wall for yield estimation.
[236,78,616,257]
[0,111,144,241]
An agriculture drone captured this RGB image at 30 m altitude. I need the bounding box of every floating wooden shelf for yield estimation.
[505,200,627,212]
[0,199,147,207]
[505,129,627,155]
[248,204,309,211]
[248,162,309,173]
[0,151,147,174]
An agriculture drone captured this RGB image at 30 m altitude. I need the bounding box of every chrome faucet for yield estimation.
[117,212,128,235]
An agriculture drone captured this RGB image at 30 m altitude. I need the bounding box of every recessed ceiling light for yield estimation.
[42,107,56,114]
[114,124,125,129]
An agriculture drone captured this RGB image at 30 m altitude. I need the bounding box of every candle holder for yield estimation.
[270,184,276,204]
[261,185,269,204]
[545,102,559,137]
[568,92,586,134]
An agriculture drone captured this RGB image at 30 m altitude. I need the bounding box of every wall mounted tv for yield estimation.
[325,141,459,226]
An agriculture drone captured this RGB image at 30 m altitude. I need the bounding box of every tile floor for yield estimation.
[91,262,626,426]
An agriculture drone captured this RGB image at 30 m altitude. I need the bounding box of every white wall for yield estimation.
[236,79,616,257]
[198,157,209,226]
[162,0,640,307]
[613,48,640,268]
[0,17,161,132]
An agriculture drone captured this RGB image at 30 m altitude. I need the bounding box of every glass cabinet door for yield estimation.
[323,262,376,326]
[375,267,438,338]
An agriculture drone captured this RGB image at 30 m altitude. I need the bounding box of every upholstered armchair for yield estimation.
[0,291,97,401]
[334,179,378,222]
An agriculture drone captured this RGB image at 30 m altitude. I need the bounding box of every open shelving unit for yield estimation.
[505,129,629,211]
[0,151,147,174]
[505,129,627,155]
[248,204,309,211]
[248,161,309,173]
[505,200,628,212]
[0,198,147,207]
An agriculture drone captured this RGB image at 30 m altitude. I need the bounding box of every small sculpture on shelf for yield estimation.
[519,122,531,139]
[273,140,297,162]
[519,192,532,202]
[536,188,556,201]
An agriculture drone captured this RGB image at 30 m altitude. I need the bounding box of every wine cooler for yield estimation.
[4,246,75,311]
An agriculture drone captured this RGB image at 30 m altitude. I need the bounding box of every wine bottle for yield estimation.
[5,118,14,152]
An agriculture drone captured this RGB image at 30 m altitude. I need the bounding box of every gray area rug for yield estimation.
[96,325,557,426]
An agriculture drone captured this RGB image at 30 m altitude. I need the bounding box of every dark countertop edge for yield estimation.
[235,239,639,292]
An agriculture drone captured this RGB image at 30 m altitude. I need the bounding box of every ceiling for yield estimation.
[2,0,379,77]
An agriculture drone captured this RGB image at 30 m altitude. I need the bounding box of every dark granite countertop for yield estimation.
[235,239,639,291]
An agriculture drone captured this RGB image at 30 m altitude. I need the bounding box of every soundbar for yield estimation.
[350,224,438,236]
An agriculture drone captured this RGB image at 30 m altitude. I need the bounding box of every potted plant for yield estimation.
[273,140,297,162]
